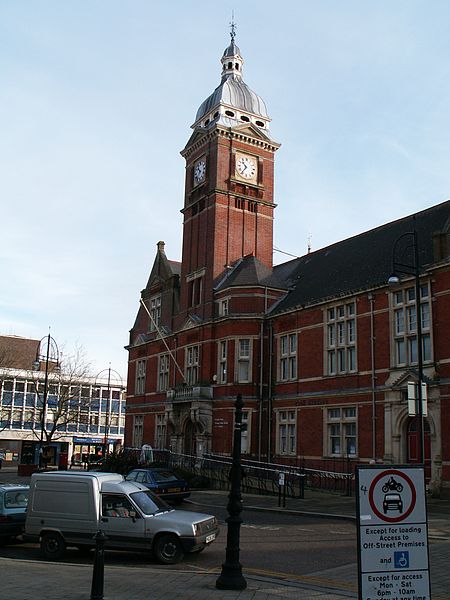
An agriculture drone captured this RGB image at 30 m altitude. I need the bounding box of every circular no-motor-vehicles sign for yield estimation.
[368,469,417,523]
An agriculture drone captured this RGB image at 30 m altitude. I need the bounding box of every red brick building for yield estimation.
[126,35,450,497]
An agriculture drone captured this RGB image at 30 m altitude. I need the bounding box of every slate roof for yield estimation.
[214,255,287,291]
[271,200,450,314]
[168,260,181,277]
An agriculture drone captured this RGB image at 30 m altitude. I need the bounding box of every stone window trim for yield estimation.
[390,281,432,368]
[135,359,146,396]
[155,413,167,449]
[235,338,253,383]
[218,297,230,317]
[185,345,200,386]
[218,340,227,384]
[186,269,205,308]
[324,301,357,376]
[148,294,162,332]
[324,406,357,458]
[132,414,144,448]
[158,354,170,392]
[275,409,297,456]
[277,332,298,382]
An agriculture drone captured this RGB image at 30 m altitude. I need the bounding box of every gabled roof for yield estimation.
[215,255,287,292]
[272,199,450,314]
[145,241,180,290]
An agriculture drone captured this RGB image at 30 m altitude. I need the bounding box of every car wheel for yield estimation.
[153,534,184,564]
[41,532,66,560]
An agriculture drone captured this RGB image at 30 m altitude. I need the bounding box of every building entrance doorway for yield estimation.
[183,419,195,455]
[407,417,431,481]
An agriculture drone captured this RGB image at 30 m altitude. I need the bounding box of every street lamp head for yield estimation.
[388,274,400,287]
[33,360,40,371]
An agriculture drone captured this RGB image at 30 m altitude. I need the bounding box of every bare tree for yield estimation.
[31,344,93,446]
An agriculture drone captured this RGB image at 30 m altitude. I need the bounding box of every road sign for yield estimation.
[407,381,428,416]
[357,465,431,600]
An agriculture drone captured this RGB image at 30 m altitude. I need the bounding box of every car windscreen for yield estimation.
[130,490,172,514]
[152,470,179,483]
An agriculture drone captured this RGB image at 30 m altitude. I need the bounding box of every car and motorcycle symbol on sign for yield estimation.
[381,476,404,514]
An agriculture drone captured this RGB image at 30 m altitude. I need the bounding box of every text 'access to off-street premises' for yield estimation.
[357,466,431,600]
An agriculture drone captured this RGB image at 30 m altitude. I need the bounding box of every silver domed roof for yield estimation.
[195,78,269,122]
[193,35,271,132]
[223,39,241,58]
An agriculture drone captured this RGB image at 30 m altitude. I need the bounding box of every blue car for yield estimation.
[125,468,190,504]
[0,483,29,543]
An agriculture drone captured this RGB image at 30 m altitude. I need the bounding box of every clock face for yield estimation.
[236,154,257,180]
[194,159,206,184]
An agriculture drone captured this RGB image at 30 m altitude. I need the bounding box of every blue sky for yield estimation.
[1,1,450,377]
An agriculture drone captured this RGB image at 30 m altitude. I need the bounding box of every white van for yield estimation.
[25,471,219,564]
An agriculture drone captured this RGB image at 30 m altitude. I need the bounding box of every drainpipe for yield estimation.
[369,293,377,460]
[258,288,269,461]
[258,320,264,461]
[268,319,274,462]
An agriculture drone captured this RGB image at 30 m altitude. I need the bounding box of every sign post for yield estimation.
[278,471,286,508]
[357,465,431,600]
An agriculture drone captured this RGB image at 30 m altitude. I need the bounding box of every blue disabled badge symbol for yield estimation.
[394,551,409,569]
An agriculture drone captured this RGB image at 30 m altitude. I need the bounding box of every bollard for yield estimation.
[299,472,305,499]
[90,530,107,600]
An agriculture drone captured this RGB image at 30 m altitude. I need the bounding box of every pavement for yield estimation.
[1,465,449,599]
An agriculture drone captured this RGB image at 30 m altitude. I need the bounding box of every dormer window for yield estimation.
[225,110,235,117]
[235,63,239,70]
[255,120,265,127]
[204,119,210,126]
[214,111,219,118]
[228,62,232,69]
[240,115,250,122]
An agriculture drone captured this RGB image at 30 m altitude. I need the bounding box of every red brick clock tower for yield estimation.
[178,32,280,322]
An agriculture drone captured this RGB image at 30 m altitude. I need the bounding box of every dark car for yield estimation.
[125,468,190,504]
[383,493,403,514]
[87,457,106,471]
[0,483,29,543]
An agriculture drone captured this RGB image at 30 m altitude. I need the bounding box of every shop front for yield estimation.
[72,437,118,467]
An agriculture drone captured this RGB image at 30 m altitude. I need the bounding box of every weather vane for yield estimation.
[230,11,237,42]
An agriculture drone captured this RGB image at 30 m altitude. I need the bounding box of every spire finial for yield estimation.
[230,11,237,42]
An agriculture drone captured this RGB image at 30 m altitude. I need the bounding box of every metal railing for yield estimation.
[167,452,355,498]
[123,448,355,497]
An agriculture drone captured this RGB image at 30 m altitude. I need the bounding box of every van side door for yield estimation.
[100,493,147,550]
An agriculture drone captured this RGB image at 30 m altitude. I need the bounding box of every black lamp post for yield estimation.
[216,394,247,590]
[94,366,122,460]
[388,216,425,465]
[33,332,59,467]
